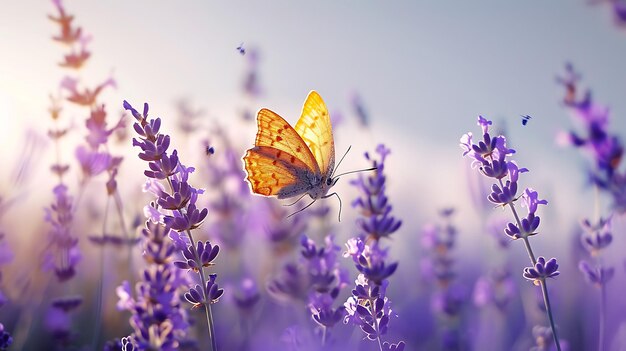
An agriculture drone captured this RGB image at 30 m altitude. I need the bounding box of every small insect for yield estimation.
[205,146,215,155]
[236,42,246,55]
[243,91,374,221]
[521,115,532,126]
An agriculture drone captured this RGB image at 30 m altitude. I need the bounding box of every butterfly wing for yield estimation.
[254,108,320,174]
[294,91,335,177]
[243,146,316,199]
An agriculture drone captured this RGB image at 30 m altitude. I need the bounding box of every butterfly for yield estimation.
[521,115,532,126]
[243,91,366,220]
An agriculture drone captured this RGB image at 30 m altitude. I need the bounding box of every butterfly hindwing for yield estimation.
[243,146,315,198]
[255,108,320,174]
[294,91,335,176]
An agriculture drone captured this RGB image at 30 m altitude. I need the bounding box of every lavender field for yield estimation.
[2,1,626,350]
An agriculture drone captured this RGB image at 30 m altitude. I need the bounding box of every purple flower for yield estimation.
[351,144,402,241]
[0,323,12,351]
[344,144,403,348]
[233,278,261,313]
[580,217,613,255]
[0,234,13,266]
[184,274,224,308]
[521,188,548,214]
[557,64,626,212]
[84,104,125,149]
[43,184,81,282]
[462,117,563,349]
[127,99,221,349]
[473,269,515,312]
[523,257,560,284]
[579,261,614,287]
[174,241,219,271]
[118,221,189,350]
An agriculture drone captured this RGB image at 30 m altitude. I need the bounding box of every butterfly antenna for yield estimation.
[331,145,352,178]
[286,199,316,219]
[322,192,342,222]
[332,167,377,178]
[283,193,307,207]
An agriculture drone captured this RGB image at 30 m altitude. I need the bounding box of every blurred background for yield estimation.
[1,1,626,350]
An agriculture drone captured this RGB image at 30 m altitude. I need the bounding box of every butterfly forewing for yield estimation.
[243,146,314,197]
[254,108,320,174]
[294,91,335,176]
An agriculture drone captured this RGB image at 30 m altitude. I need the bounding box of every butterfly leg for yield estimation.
[282,193,307,207]
[286,199,317,219]
[322,192,342,222]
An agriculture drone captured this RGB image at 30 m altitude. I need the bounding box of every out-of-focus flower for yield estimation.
[557,64,626,212]
[43,184,81,282]
[117,221,189,350]
[49,0,81,45]
[590,0,626,28]
[233,278,261,314]
[61,76,116,107]
[0,323,13,351]
[59,34,91,69]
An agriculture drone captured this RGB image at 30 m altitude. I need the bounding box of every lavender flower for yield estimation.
[351,144,402,241]
[233,278,261,314]
[557,64,622,351]
[557,64,626,213]
[421,209,468,350]
[523,257,560,284]
[43,184,80,282]
[268,234,346,346]
[125,100,222,351]
[590,0,626,28]
[0,323,12,351]
[117,221,189,350]
[344,144,404,350]
[461,116,563,351]
[473,268,515,312]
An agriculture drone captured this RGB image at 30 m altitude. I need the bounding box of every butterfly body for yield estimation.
[243,91,337,209]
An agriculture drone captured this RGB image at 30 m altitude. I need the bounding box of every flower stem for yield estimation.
[369,296,383,351]
[180,217,217,350]
[599,280,606,351]
[505,200,537,265]
[503,187,560,350]
[540,279,562,351]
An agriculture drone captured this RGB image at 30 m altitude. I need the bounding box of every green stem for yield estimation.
[499,180,560,350]
[540,279,562,351]
[164,173,217,351]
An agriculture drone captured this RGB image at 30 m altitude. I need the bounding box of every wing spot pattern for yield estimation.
[276,136,283,142]
[290,156,296,164]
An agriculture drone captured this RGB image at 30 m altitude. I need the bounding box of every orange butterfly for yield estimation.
[243,91,344,218]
